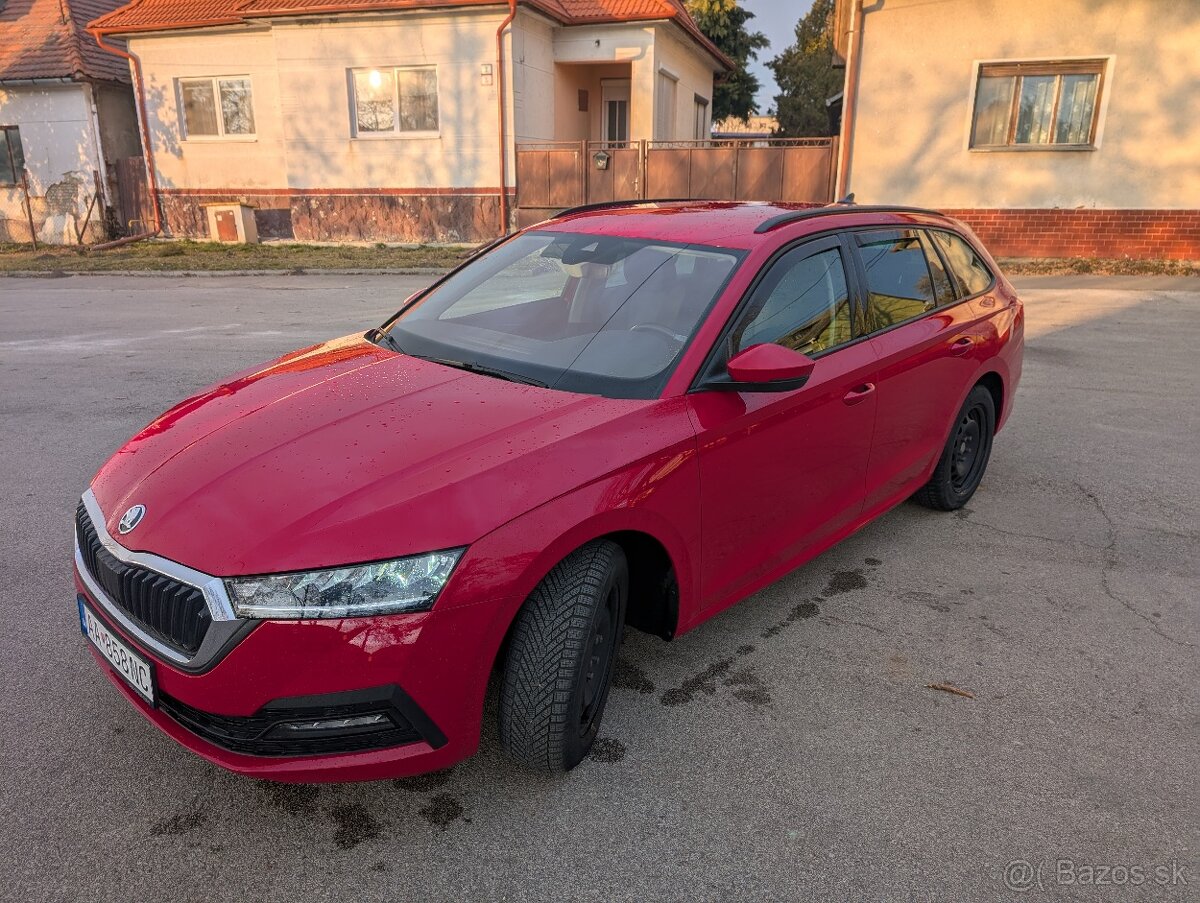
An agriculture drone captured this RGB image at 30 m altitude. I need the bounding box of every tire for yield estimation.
[913,385,996,511]
[498,540,628,772]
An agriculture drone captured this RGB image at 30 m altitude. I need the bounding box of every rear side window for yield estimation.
[856,230,937,331]
[930,230,994,296]
[732,246,853,356]
[918,231,957,306]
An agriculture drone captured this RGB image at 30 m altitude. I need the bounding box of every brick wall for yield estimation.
[943,209,1200,260]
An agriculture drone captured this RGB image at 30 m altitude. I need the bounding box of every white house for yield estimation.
[0,0,140,243]
[87,0,730,242]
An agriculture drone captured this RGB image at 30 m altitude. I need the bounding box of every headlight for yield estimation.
[225,550,464,619]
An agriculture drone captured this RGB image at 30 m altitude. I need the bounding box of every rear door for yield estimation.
[852,227,989,513]
[689,234,879,610]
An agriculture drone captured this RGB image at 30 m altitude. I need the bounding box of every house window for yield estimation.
[971,59,1105,149]
[351,67,439,136]
[178,77,256,138]
[655,70,678,140]
[693,95,710,140]
[1,126,25,184]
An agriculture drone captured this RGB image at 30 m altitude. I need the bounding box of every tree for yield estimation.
[686,0,769,123]
[768,0,844,137]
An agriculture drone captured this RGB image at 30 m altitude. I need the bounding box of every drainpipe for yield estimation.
[87,28,163,249]
[835,0,870,200]
[495,0,518,235]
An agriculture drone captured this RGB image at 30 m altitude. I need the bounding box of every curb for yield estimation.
[0,267,453,278]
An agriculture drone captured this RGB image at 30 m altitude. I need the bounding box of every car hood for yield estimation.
[91,334,684,576]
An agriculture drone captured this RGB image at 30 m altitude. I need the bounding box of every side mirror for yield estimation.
[707,343,816,393]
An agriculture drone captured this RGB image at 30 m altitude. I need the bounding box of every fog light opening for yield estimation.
[265,712,393,739]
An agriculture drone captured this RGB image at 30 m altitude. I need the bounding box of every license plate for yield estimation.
[78,597,156,706]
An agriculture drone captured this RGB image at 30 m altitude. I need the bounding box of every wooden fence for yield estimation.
[515,138,837,226]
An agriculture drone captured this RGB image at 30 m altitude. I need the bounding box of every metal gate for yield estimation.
[515,138,837,227]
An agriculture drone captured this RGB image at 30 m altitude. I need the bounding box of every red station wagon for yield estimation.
[75,201,1023,781]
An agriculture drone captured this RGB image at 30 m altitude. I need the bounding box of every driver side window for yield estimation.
[732,246,853,356]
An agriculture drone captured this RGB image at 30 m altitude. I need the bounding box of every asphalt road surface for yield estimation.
[1,273,1196,902]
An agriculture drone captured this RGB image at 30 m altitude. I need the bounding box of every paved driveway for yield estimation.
[1,273,1196,902]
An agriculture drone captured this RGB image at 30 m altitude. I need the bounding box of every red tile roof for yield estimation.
[1,0,131,82]
[87,0,729,68]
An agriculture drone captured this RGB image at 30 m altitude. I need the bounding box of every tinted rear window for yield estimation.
[857,229,937,330]
[930,230,994,296]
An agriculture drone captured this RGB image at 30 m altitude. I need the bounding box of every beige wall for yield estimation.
[846,0,1200,209]
[131,28,289,191]
[127,9,718,194]
[131,10,507,192]
[653,23,715,141]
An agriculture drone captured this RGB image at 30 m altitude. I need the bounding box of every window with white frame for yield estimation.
[693,95,710,140]
[970,59,1105,149]
[655,71,678,140]
[177,77,256,138]
[351,67,439,136]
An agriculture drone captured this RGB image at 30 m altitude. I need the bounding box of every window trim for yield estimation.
[176,75,257,142]
[847,227,996,342]
[0,125,24,185]
[689,233,866,393]
[349,65,441,140]
[968,57,1107,152]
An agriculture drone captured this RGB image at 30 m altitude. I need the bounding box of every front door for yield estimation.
[689,235,879,611]
[601,79,630,147]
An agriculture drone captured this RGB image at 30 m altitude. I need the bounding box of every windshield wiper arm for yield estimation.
[369,328,404,353]
[417,354,548,388]
[373,331,547,387]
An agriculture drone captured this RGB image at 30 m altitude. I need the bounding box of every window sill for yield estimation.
[969,144,1097,153]
[352,131,442,141]
[182,136,259,144]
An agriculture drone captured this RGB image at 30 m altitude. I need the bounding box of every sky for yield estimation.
[740,0,815,114]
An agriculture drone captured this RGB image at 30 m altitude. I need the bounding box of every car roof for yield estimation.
[535,200,959,251]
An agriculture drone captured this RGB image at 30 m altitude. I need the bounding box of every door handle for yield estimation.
[949,337,975,356]
[842,383,875,406]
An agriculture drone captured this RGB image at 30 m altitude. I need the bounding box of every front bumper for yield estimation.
[75,568,514,782]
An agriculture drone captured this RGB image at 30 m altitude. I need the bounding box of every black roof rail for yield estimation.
[753,202,944,234]
[553,198,711,218]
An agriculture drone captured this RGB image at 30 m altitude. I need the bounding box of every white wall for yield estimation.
[0,83,107,243]
[847,0,1200,208]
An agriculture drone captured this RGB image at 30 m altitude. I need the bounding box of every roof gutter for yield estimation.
[495,0,517,236]
[86,28,163,248]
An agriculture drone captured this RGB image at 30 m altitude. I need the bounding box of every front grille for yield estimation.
[158,691,424,757]
[75,503,211,657]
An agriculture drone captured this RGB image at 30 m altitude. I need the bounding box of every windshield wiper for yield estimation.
[372,330,547,387]
[415,353,548,388]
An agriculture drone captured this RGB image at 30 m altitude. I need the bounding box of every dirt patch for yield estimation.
[613,657,655,694]
[150,808,207,837]
[418,793,465,830]
[330,803,382,850]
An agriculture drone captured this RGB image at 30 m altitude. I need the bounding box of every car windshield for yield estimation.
[382,231,742,399]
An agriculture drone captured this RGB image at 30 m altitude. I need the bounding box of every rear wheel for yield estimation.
[499,540,628,771]
[913,385,996,511]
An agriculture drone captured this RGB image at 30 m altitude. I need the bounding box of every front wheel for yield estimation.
[913,385,996,511]
[499,540,628,771]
